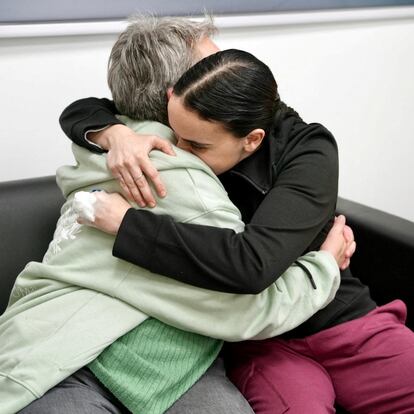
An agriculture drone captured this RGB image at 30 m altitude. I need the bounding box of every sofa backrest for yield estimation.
[0,176,64,314]
[1,176,414,330]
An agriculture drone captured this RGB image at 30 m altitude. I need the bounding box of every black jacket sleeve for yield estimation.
[59,97,123,153]
[113,127,339,294]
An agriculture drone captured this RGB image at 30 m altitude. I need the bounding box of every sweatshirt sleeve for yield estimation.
[59,97,123,153]
[113,126,339,294]
[114,249,340,341]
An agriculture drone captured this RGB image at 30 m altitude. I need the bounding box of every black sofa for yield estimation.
[1,175,414,413]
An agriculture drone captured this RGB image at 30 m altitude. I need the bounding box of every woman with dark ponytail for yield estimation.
[173,49,279,137]
[167,49,280,176]
[60,44,414,413]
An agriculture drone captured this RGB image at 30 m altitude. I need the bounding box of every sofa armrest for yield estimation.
[337,197,414,330]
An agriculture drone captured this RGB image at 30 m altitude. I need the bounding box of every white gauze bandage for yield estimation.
[73,191,98,223]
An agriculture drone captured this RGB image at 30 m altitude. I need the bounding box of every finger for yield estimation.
[110,166,128,191]
[345,241,357,258]
[331,215,346,234]
[116,166,145,207]
[141,160,166,198]
[336,214,346,224]
[129,165,145,183]
[120,169,146,207]
[343,225,354,243]
[151,136,176,156]
[120,163,148,203]
[118,172,142,205]
[340,258,351,271]
[134,174,157,208]
[130,167,155,205]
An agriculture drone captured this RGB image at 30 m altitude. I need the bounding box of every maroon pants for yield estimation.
[227,300,414,414]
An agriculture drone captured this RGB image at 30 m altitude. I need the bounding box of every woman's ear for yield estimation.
[167,87,174,100]
[243,129,265,153]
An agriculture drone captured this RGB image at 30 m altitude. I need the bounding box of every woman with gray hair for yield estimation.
[64,15,218,206]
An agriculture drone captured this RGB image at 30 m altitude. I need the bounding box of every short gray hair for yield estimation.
[108,15,216,124]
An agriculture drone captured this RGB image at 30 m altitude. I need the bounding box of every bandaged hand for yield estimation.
[74,190,131,235]
[73,191,97,222]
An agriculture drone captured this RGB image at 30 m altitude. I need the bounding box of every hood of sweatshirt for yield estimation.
[57,116,221,199]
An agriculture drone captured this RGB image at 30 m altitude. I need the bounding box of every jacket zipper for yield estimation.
[229,171,269,195]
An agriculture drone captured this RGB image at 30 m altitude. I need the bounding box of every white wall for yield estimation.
[1,14,413,221]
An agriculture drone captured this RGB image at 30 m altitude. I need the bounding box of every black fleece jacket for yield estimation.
[59,98,376,337]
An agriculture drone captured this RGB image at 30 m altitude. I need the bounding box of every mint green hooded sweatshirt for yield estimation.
[0,118,340,413]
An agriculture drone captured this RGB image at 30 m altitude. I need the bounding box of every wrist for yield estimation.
[89,124,127,150]
[319,248,340,267]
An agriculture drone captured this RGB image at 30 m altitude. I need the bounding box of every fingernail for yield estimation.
[160,191,167,197]
[148,202,156,208]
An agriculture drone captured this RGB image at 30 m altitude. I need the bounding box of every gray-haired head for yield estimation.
[108,15,216,124]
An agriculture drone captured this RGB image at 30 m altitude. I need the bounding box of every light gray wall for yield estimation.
[0,15,413,221]
[1,0,414,23]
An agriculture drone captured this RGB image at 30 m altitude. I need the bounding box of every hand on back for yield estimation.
[320,215,356,270]
[89,124,175,207]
